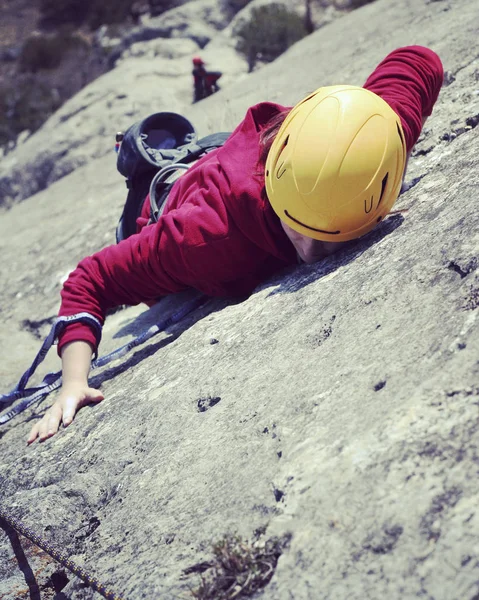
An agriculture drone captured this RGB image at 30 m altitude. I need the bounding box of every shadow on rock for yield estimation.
[93,294,243,389]
[267,213,404,297]
[112,291,241,340]
[0,517,41,600]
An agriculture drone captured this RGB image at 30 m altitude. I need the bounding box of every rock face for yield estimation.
[1,0,479,599]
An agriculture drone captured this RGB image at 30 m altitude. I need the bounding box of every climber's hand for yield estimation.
[27,383,104,444]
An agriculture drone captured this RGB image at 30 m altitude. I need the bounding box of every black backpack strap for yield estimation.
[149,163,190,223]
[196,132,231,151]
[116,174,154,243]
[116,131,232,240]
[149,132,231,166]
[149,132,231,223]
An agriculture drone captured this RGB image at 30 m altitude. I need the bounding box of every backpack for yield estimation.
[115,111,230,242]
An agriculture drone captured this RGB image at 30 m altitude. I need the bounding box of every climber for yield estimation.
[192,56,222,102]
[27,46,443,444]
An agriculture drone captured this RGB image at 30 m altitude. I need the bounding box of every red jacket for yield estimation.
[58,46,443,352]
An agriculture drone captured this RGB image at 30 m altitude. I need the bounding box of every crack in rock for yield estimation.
[197,396,221,412]
[441,113,479,142]
[400,174,425,194]
[447,258,477,279]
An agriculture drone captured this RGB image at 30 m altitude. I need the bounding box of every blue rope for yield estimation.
[0,297,205,424]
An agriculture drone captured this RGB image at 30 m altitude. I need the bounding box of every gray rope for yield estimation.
[0,296,206,424]
[0,506,126,600]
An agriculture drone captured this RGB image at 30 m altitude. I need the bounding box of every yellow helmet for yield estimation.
[265,85,407,242]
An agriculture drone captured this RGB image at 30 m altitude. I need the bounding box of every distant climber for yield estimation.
[25,46,444,444]
[192,56,222,103]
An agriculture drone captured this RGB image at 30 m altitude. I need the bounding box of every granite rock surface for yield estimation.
[1,0,479,599]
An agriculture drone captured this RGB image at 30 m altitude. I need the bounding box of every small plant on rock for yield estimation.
[186,533,289,599]
[19,32,90,73]
[0,78,60,148]
[235,4,308,72]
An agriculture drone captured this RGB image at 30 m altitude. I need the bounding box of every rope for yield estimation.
[0,506,126,600]
[0,300,207,596]
[0,295,206,424]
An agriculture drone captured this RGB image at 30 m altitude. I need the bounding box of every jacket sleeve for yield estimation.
[363,46,444,152]
[56,179,260,353]
[57,206,204,354]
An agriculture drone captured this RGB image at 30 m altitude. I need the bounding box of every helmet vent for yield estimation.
[274,135,289,179]
[299,91,317,105]
[365,196,373,214]
[377,172,389,208]
[276,162,286,179]
[396,123,405,153]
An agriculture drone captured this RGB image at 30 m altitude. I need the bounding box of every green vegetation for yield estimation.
[2,31,105,151]
[235,4,308,72]
[88,0,138,30]
[19,32,90,72]
[0,79,61,148]
[38,0,192,27]
[39,0,137,30]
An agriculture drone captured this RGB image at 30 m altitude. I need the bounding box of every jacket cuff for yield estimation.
[57,322,99,357]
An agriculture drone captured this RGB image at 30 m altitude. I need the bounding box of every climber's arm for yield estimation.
[27,340,103,444]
